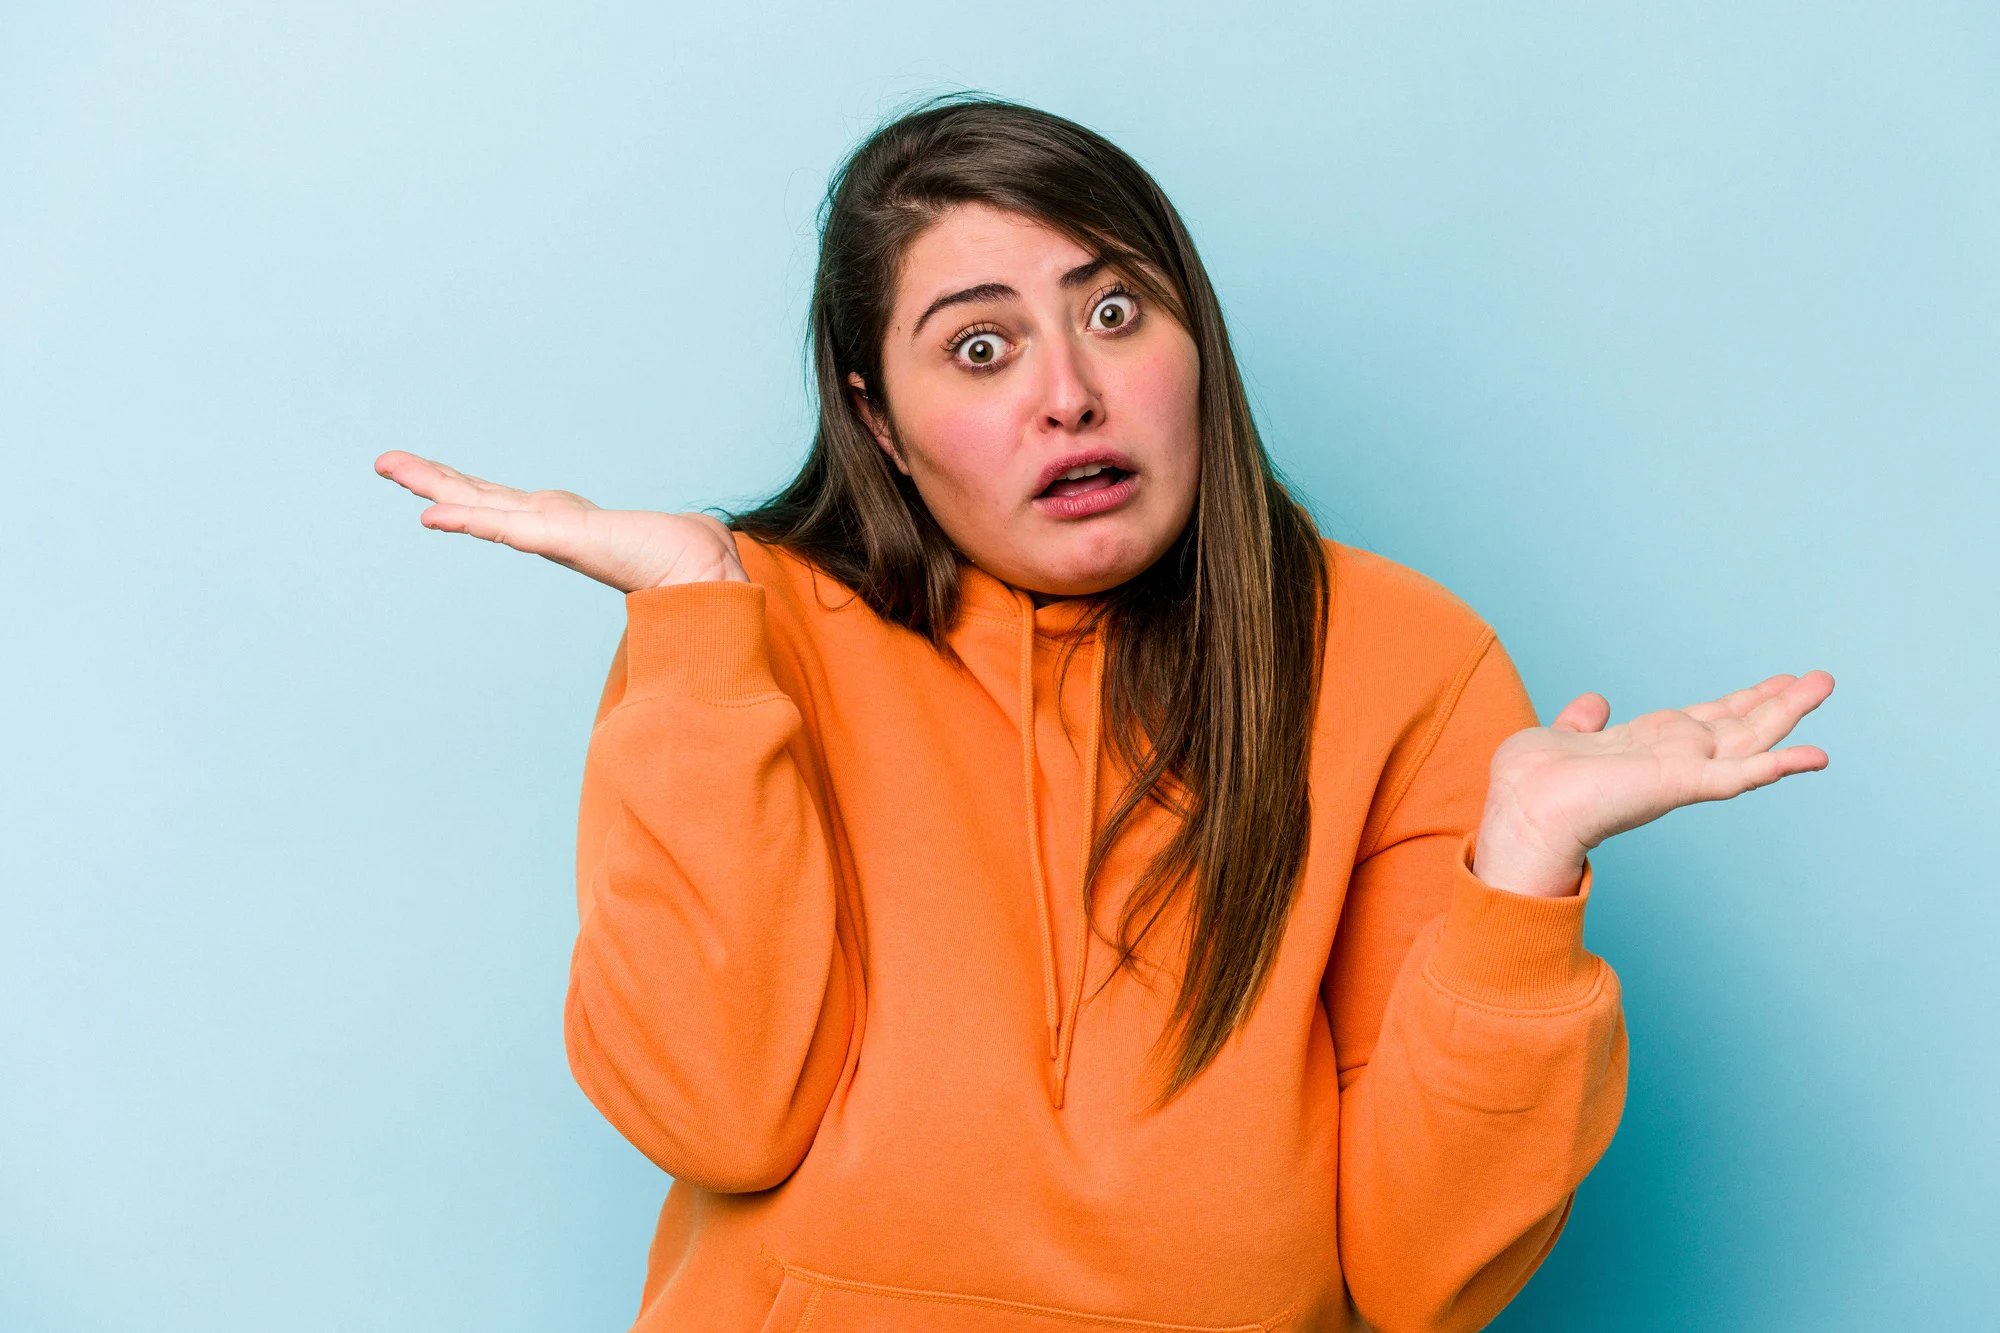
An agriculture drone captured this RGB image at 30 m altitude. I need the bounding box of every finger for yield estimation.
[1741,670,1836,750]
[1551,692,1611,733]
[1694,744,1830,801]
[1684,673,1795,724]
[376,450,462,500]
[377,452,533,511]
[421,503,577,561]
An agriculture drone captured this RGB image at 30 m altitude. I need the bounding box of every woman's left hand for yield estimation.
[1472,671,1836,898]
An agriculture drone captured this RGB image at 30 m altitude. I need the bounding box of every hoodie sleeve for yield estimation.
[564,579,855,1194]
[1328,628,1629,1333]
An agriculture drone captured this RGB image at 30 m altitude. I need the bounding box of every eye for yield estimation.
[1089,290,1138,332]
[949,327,1011,369]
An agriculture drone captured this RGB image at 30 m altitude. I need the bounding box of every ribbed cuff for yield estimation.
[1426,830,1602,1009]
[622,581,783,704]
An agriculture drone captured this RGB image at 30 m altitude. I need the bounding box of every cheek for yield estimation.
[1114,337,1202,463]
[898,391,1031,513]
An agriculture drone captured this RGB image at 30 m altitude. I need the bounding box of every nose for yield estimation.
[1036,333,1103,434]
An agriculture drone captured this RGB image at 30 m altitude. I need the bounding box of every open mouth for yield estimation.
[1037,463,1131,500]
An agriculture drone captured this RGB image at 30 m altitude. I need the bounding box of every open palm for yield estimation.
[375,451,746,592]
[1484,671,1835,871]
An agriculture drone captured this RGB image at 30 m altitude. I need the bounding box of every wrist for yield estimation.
[646,544,750,589]
[1472,806,1586,899]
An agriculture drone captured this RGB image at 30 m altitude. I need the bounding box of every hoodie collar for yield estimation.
[953,559,1098,638]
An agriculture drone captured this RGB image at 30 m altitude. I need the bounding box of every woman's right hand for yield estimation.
[375,451,749,593]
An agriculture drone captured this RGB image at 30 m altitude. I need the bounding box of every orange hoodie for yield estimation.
[566,533,1627,1333]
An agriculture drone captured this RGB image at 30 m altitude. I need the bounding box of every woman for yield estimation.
[377,98,1832,1333]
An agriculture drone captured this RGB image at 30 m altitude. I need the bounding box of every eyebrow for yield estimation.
[909,257,1111,339]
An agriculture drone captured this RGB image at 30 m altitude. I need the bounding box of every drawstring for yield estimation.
[1055,637,1105,1109]
[1016,600,1062,1063]
[1014,589,1107,1110]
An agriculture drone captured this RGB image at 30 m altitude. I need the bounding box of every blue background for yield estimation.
[3,2,1993,1328]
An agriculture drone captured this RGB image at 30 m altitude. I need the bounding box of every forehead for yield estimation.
[894,203,1096,311]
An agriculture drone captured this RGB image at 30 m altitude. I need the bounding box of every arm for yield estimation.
[370,450,854,1192]
[1329,621,1833,1331]
[566,580,855,1193]
[1328,632,1627,1332]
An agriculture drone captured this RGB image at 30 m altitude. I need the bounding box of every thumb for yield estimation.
[1551,692,1611,733]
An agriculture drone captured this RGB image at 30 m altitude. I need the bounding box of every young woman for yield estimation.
[377,98,1832,1333]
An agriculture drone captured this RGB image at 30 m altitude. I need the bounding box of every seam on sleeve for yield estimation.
[1421,954,1610,1017]
[1356,624,1498,862]
[595,691,794,735]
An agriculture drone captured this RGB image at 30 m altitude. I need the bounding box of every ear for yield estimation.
[848,372,911,476]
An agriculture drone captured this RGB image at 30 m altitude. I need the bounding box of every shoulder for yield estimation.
[723,528,889,673]
[1322,538,1497,669]
[1317,542,1539,856]
[727,529,868,612]
[1317,538,1524,760]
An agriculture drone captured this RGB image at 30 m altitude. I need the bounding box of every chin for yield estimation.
[1032,536,1166,596]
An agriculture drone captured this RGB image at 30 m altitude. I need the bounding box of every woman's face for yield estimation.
[852,203,1202,598]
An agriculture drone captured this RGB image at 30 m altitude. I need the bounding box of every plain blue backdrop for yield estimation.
[2,2,1993,1329]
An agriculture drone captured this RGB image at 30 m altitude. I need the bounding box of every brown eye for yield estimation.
[953,330,1010,368]
[1090,293,1136,331]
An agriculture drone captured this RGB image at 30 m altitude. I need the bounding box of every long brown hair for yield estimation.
[730,95,1331,1101]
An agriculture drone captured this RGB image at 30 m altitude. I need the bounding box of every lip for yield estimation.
[1029,449,1141,521]
[1028,449,1140,500]
[1033,469,1140,519]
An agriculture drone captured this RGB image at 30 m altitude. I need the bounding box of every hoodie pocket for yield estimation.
[756,1260,1291,1333]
